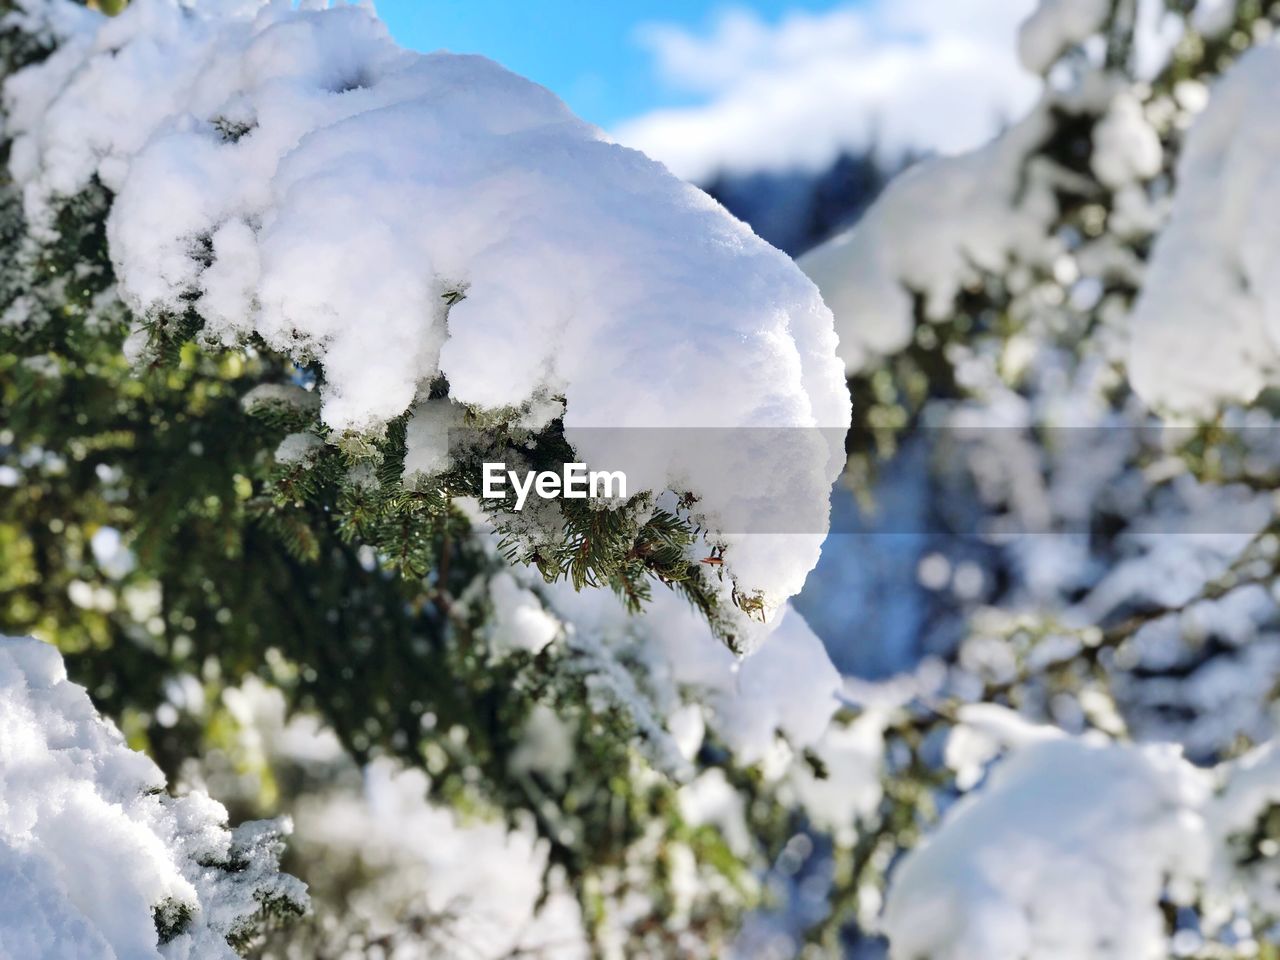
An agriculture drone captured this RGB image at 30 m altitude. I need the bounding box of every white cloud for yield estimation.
[614,0,1042,182]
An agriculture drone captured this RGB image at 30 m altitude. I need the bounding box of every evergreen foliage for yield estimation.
[9,0,1280,957]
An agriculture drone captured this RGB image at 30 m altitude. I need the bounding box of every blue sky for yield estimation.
[372,1,1037,182]
[373,1,845,130]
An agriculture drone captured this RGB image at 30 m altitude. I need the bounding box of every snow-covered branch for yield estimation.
[0,635,305,957]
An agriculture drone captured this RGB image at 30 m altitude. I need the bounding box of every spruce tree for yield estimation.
[6,0,1280,958]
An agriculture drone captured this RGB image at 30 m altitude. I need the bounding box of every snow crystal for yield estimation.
[1129,46,1280,415]
[4,0,849,619]
[0,635,304,960]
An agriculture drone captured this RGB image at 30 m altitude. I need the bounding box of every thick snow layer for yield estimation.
[800,106,1057,375]
[0,635,304,960]
[3,0,850,619]
[457,503,841,776]
[883,713,1211,960]
[1129,46,1280,415]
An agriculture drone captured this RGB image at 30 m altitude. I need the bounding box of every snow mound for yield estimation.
[0,635,305,960]
[3,0,850,619]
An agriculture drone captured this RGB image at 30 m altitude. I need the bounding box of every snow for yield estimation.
[1129,46,1280,415]
[795,0,1176,383]
[1209,741,1280,922]
[783,710,886,844]
[202,677,588,959]
[714,604,844,763]
[272,431,322,466]
[799,105,1058,374]
[1017,0,1110,74]
[296,759,586,959]
[486,571,561,657]
[1134,0,1186,80]
[3,0,850,621]
[0,635,304,960]
[942,702,1064,790]
[678,769,753,858]
[540,579,843,769]
[428,503,845,779]
[89,525,136,579]
[1091,93,1163,190]
[509,704,576,782]
[884,712,1211,960]
[239,382,319,416]
[401,398,467,482]
[1194,0,1238,38]
[885,705,1280,960]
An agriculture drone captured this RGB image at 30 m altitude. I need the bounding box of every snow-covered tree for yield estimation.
[792,0,1280,955]
[8,0,1280,957]
[0,0,854,955]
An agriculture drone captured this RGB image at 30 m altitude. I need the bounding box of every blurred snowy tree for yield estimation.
[795,0,1280,955]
